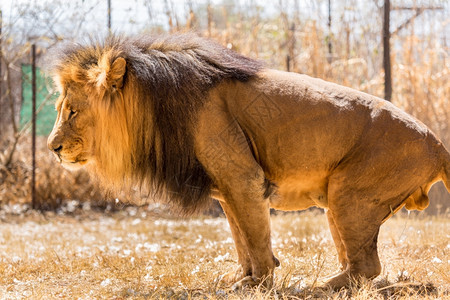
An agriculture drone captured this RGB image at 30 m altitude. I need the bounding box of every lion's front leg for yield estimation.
[209,171,279,289]
[195,109,279,289]
[326,210,348,270]
[219,183,279,289]
[219,201,252,282]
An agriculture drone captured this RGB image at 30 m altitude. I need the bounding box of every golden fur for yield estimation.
[48,33,450,290]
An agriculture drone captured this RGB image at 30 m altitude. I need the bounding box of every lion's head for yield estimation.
[48,54,126,172]
[47,34,263,211]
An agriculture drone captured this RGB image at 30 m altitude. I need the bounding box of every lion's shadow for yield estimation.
[289,278,440,299]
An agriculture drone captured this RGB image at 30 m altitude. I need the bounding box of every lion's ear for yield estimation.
[94,56,127,90]
[108,57,127,89]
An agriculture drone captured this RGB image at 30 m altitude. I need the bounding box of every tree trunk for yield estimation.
[383,0,392,101]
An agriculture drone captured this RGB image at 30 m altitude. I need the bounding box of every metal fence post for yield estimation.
[31,44,37,209]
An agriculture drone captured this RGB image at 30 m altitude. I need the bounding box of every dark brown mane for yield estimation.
[49,33,264,212]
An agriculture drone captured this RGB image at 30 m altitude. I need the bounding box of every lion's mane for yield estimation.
[49,33,264,212]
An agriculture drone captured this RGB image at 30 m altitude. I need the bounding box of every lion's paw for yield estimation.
[231,275,274,291]
[231,276,258,291]
[218,266,248,285]
[320,271,352,290]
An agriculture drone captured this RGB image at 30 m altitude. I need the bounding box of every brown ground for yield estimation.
[0,207,448,299]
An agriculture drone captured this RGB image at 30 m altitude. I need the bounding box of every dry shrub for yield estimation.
[0,151,30,205]
[34,162,104,211]
[0,136,104,210]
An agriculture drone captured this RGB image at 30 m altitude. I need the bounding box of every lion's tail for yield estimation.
[441,145,450,193]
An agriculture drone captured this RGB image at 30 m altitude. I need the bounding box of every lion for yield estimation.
[47,33,450,290]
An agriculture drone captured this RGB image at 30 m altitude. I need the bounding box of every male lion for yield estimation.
[47,33,450,289]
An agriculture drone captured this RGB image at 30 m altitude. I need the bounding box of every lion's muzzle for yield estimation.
[47,131,63,156]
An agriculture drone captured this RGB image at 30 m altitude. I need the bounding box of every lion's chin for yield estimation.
[61,159,88,171]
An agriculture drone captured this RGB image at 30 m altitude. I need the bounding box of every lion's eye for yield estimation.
[69,109,77,119]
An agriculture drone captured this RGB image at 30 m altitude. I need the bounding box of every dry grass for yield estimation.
[0,210,448,299]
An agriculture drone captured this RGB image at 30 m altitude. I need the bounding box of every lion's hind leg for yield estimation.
[324,185,384,289]
[325,211,382,289]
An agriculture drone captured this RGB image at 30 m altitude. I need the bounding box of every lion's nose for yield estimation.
[48,137,63,154]
[53,145,63,153]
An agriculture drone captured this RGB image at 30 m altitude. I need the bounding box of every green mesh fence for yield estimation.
[20,65,58,136]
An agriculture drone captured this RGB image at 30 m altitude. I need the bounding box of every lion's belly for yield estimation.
[270,176,328,211]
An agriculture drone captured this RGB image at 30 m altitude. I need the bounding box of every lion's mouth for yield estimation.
[57,155,89,170]
[55,152,89,165]
[71,159,87,165]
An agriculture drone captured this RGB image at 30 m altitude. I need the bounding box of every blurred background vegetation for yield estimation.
[0,0,448,214]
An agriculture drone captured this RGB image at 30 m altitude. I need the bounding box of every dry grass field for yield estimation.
[0,208,448,299]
